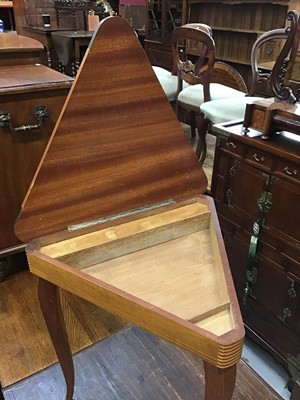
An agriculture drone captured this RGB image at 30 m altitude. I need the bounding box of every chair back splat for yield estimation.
[172,23,215,102]
[249,10,299,102]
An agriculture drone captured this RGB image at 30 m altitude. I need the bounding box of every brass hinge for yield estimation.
[68,199,175,232]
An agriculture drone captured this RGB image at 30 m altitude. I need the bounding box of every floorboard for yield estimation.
[0,270,127,387]
[3,325,282,400]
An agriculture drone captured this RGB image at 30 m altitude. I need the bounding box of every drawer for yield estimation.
[220,138,244,157]
[275,158,300,183]
[245,146,273,171]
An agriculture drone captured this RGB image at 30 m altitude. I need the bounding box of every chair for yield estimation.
[197,10,300,165]
[177,59,247,139]
[152,23,214,104]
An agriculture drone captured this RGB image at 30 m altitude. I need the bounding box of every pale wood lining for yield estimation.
[39,201,233,333]
[83,230,230,323]
[40,202,210,261]
[195,306,234,336]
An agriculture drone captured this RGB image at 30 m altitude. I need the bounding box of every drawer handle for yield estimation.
[284,166,297,176]
[226,141,237,149]
[253,153,265,162]
[0,106,49,134]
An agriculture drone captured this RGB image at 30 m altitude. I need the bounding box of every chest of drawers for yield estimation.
[211,121,300,391]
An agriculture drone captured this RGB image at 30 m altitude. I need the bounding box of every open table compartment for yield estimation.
[15,16,244,400]
[27,197,243,368]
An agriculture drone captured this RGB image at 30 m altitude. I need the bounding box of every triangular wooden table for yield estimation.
[15,17,245,400]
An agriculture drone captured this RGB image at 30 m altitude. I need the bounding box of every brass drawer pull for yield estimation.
[284,166,297,176]
[253,153,265,162]
[226,141,237,149]
[0,106,48,134]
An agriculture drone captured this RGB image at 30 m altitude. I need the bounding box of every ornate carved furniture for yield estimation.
[197,10,299,164]
[15,17,244,400]
[0,34,73,281]
[153,23,247,140]
[145,0,296,89]
[54,0,115,30]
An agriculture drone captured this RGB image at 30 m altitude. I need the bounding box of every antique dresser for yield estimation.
[0,33,73,280]
[15,17,244,400]
[211,98,300,394]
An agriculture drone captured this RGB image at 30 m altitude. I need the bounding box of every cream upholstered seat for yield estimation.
[197,11,300,164]
[178,82,245,110]
[152,23,214,108]
[177,60,247,138]
[152,65,188,102]
[199,96,263,125]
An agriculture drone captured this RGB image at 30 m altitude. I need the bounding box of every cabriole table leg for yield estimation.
[38,278,74,400]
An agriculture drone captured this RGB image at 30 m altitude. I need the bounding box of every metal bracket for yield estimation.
[0,106,49,134]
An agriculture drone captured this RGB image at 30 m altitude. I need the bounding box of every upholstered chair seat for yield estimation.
[152,66,189,102]
[196,11,300,165]
[178,83,245,109]
[199,96,263,125]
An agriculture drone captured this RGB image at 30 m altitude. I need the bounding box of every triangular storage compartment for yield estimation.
[15,16,244,400]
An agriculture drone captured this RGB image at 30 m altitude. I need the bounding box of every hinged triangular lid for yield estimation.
[15,17,207,242]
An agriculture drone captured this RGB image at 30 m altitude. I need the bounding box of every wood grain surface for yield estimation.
[15,16,207,243]
[3,325,282,400]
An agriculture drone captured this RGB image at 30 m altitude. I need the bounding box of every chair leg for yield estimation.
[196,117,210,165]
[190,111,196,139]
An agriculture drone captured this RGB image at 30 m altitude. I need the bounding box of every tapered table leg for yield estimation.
[38,278,74,400]
[204,362,236,400]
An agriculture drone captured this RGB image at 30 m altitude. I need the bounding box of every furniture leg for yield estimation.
[0,382,5,400]
[291,379,300,400]
[204,362,236,400]
[38,278,74,400]
[196,117,209,165]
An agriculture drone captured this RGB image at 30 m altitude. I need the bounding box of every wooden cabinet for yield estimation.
[145,0,187,69]
[0,35,73,280]
[211,124,300,390]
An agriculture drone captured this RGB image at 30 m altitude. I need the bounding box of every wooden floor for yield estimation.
[3,325,282,400]
[0,268,283,400]
[0,269,127,387]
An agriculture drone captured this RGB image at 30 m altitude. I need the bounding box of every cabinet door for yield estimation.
[265,176,300,245]
[253,253,292,321]
[214,152,269,224]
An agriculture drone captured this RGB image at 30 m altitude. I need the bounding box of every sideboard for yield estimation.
[211,113,300,392]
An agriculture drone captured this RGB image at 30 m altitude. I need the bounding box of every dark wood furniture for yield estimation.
[145,0,187,70]
[15,17,244,400]
[22,26,74,68]
[145,0,297,91]
[51,30,93,76]
[20,0,117,32]
[0,0,14,31]
[196,10,300,165]
[0,34,73,281]
[211,101,300,395]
